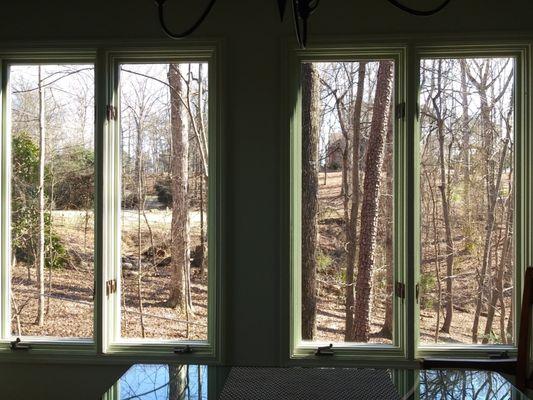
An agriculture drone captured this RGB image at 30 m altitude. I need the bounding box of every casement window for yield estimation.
[0,46,221,361]
[289,44,530,360]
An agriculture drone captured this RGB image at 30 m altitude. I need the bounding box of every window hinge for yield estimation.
[415,283,420,304]
[106,279,117,296]
[106,105,117,121]
[10,338,31,351]
[315,344,334,356]
[174,345,193,355]
[396,102,406,119]
[395,281,405,299]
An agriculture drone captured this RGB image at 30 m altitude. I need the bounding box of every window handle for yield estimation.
[10,338,30,351]
[174,345,193,355]
[315,344,334,356]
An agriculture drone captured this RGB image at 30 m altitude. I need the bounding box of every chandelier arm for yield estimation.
[386,0,451,16]
[292,0,305,49]
[155,0,217,40]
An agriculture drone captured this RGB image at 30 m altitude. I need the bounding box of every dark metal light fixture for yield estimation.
[386,0,451,16]
[154,0,217,40]
[278,0,320,49]
[154,0,451,46]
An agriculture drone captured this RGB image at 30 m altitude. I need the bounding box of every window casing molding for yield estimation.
[0,42,224,364]
[285,40,532,364]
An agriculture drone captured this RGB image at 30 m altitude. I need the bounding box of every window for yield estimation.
[290,44,529,360]
[418,56,516,346]
[290,48,406,358]
[118,62,209,341]
[4,61,96,342]
[0,46,221,360]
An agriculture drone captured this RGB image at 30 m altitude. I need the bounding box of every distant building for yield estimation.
[325,132,345,170]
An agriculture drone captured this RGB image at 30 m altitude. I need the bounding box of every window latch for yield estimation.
[315,344,334,356]
[174,345,193,355]
[10,338,31,351]
[489,351,510,359]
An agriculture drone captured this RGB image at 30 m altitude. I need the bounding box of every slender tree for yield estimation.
[345,62,366,341]
[36,66,46,326]
[301,63,320,340]
[352,60,393,342]
[167,64,193,314]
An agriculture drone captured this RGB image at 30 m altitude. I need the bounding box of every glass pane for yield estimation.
[117,364,207,399]
[300,60,395,344]
[9,64,95,339]
[419,57,515,345]
[119,63,208,340]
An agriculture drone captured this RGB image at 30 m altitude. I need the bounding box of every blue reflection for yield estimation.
[419,370,524,400]
[118,364,207,400]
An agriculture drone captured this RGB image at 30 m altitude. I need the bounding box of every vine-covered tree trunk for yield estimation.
[167,64,192,314]
[381,106,394,339]
[301,63,320,340]
[36,66,45,327]
[352,60,393,342]
[345,62,366,341]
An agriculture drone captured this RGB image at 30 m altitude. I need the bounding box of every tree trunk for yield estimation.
[167,64,192,314]
[36,66,46,327]
[301,63,320,340]
[352,60,393,342]
[381,105,394,339]
[169,365,187,400]
[460,60,473,252]
[431,59,454,334]
[472,90,506,343]
[345,62,366,341]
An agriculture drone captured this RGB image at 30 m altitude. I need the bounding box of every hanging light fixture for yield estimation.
[386,0,451,16]
[278,0,320,49]
[154,0,451,45]
[154,0,218,40]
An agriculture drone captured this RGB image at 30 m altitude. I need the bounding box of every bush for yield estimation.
[52,145,94,210]
[155,176,172,207]
[12,132,70,269]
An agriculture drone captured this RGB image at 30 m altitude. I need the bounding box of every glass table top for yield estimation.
[101,364,531,400]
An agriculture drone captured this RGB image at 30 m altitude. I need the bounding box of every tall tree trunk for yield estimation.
[381,105,394,339]
[352,60,393,342]
[169,365,187,400]
[135,120,146,338]
[345,62,366,341]
[36,66,46,327]
[431,60,455,334]
[480,138,511,343]
[460,60,473,252]
[472,87,503,343]
[301,63,320,340]
[167,64,192,314]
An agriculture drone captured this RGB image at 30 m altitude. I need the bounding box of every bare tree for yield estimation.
[166,64,193,316]
[345,62,366,341]
[352,60,393,342]
[301,63,320,340]
[36,66,46,326]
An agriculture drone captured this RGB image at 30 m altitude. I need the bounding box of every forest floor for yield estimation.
[10,172,512,345]
[11,207,208,340]
[314,171,513,345]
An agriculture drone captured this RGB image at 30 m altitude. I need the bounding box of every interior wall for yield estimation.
[1,0,533,367]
